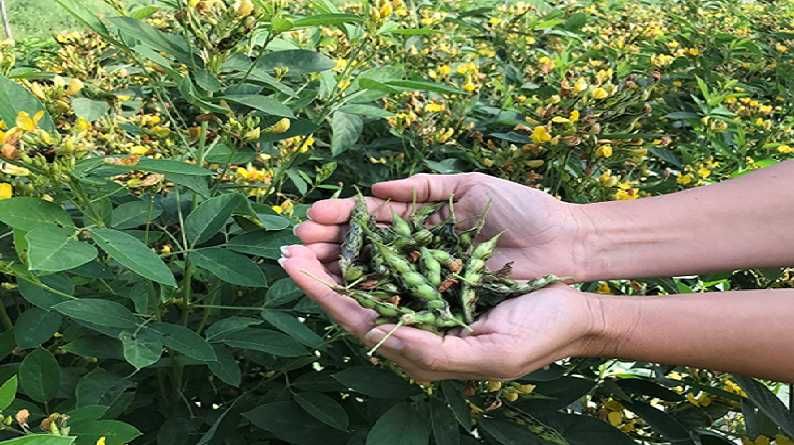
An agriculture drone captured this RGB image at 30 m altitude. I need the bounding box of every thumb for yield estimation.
[372,173,476,203]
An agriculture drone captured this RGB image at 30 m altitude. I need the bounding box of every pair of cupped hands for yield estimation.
[280,173,601,382]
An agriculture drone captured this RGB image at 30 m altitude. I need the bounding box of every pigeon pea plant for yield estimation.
[0,1,791,445]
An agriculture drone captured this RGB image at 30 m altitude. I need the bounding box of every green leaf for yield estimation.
[19,349,61,402]
[53,299,138,329]
[215,328,308,357]
[0,75,56,133]
[15,308,62,349]
[17,273,74,309]
[264,278,304,307]
[67,405,110,424]
[111,200,162,230]
[207,345,241,387]
[224,95,295,118]
[624,400,690,442]
[166,173,210,199]
[0,197,73,231]
[205,316,263,341]
[0,375,18,411]
[204,143,256,165]
[151,322,217,362]
[535,412,635,445]
[91,228,177,287]
[733,376,794,436]
[261,309,323,348]
[119,329,164,369]
[294,392,349,431]
[337,104,395,118]
[185,194,244,246]
[72,98,110,121]
[440,382,473,431]
[0,435,75,445]
[333,367,420,399]
[53,0,109,37]
[191,248,267,288]
[480,418,546,445]
[385,80,464,95]
[366,402,430,445]
[132,158,214,176]
[429,398,460,445]
[330,111,363,157]
[109,17,195,66]
[257,49,335,73]
[70,419,142,445]
[26,227,98,272]
[291,14,363,28]
[227,230,299,259]
[244,401,348,444]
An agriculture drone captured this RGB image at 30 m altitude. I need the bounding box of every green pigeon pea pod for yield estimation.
[410,202,444,229]
[391,211,413,237]
[480,274,562,298]
[459,232,502,323]
[339,194,369,284]
[372,241,446,303]
[419,247,442,287]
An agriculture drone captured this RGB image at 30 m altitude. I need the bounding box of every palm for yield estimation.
[438,175,580,280]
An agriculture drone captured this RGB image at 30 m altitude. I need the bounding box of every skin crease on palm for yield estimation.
[280,165,794,383]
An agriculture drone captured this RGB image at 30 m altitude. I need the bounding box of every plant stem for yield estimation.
[0,297,13,331]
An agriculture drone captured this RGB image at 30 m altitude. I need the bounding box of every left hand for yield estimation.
[279,245,601,381]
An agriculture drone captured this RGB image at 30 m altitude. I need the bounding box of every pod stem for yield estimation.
[367,319,405,356]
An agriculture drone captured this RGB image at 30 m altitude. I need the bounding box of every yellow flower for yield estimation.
[569,110,580,123]
[244,128,261,142]
[96,437,106,445]
[66,78,84,96]
[272,199,294,216]
[235,0,255,18]
[29,83,47,100]
[486,380,502,392]
[776,435,794,445]
[697,167,711,178]
[333,59,348,73]
[596,144,613,158]
[591,87,609,100]
[16,111,45,132]
[677,174,693,185]
[0,183,12,200]
[456,62,477,75]
[614,182,638,200]
[531,126,552,144]
[777,144,793,154]
[596,281,612,294]
[463,82,478,93]
[607,411,623,427]
[573,78,588,93]
[75,117,91,134]
[424,102,446,113]
[687,392,712,408]
[516,384,535,394]
[438,65,452,76]
[130,145,150,156]
[551,116,570,124]
[722,379,747,397]
[651,53,675,67]
[503,390,519,402]
[269,118,291,134]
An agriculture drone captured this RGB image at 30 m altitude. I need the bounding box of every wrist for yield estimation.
[573,292,643,360]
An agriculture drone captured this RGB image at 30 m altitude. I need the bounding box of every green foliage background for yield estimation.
[0,1,790,445]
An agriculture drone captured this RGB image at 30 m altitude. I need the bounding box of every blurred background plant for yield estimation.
[0,0,790,444]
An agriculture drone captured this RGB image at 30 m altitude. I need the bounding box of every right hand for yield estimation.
[294,172,587,281]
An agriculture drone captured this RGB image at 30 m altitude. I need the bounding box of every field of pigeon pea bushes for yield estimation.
[0,0,792,444]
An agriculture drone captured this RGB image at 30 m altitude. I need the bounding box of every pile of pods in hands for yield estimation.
[332,192,561,334]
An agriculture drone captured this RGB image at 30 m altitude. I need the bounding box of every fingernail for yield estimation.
[277,257,287,268]
[292,224,300,236]
[365,328,404,351]
[280,245,291,257]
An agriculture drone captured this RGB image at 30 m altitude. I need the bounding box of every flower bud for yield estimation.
[66,78,84,97]
[235,0,254,18]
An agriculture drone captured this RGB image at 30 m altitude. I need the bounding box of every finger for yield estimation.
[294,221,346,244]
[372,173,477,203]
[307,197,414,224]
[368,326,516,378]
[363,327,484,381]
[279,245,375,336]
[326,261,341,275]
[305,243,340,262]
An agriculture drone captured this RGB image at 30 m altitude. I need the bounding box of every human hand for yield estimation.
[279,244,601,381]
[293,172,587,282]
